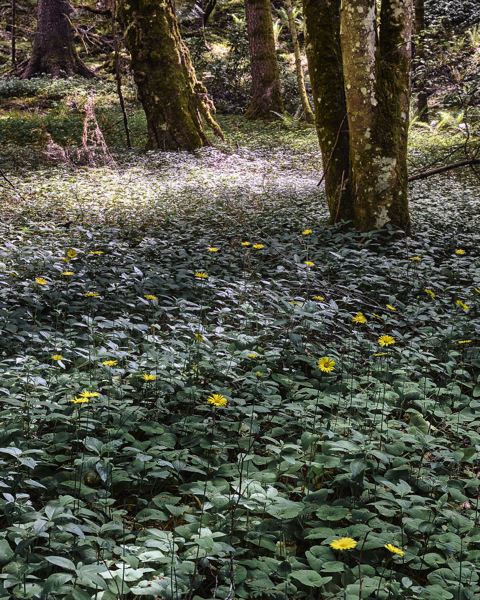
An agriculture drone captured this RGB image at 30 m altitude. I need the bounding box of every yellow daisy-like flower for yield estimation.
[378,335,395,347]
[208,247,218,252]
[409,256,421,261]
[458,340,472,344]
[207,394,227,407]
[455,249,465,255]
[71,397,89,404]
[79,391,100,398]
[253,244,264,249]
[62,272,74,276]
[425,289,435,298]
[313,295,324,301]
[102,360,118,366]
[352,312,367,324]
[248,353,258,358]
[51,355,63,361]
[89,251,103,255]
[35,277,47,285]
[67,250,77,259]
[329,538,357,551]
[384,544,405,556]
[289,301,301,306]
[374,352,388,357]
[195,333,204,342]
[257,372,263,377]
[144,294,158,300]
[143,374,157,381]
[302,229,312,235]
[195,271,209,279]
[241,241,251,246]
[318,357,335,372]
[386,305,396,311]
[372,313,384,319]
[61,257,70,262]
[456,300,469,311]
[304,261,315,266]
[85,292,100,297]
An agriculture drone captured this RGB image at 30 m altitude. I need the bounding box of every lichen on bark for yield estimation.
[118,0,223,151]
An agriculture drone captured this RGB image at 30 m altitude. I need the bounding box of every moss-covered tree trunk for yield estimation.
[303,0,353,221]
[20,0,95,79]
[304,0,413,232]
[119,0,223,150]
[285,0,314,123]
[244,0,284,120]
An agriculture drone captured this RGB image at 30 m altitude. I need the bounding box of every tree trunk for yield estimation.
[118,0,223,151]
[285,0,314,123]
[303,0,353,221]
[304,0,413,232]
[20,0,95,79]
[414,0,429,120]
[244,0,284,120]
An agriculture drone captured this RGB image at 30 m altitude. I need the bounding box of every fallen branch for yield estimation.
[408,158,480,182]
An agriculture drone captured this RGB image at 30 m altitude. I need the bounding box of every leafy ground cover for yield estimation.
[0,100,480,599]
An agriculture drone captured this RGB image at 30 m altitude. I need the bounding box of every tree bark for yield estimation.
[285,0,314,123]
[244,0,284,120]
[303,0,353,222]
[304,0,413,232]
[414,0,429,120]
[118,0,223,151]
[20,0,95,79]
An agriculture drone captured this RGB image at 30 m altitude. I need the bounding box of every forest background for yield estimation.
[0,0,480,599]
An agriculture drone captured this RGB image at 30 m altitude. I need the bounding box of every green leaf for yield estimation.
[290,570,331,587]
[45,556,76,571]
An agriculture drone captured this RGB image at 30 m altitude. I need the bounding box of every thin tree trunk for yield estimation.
[11,0,16,66]
[340,0,412,232]
[414,0,429,120]
[111,0,131,148]
[303,0,352,221]
[285,0,314,123]
[20,0,95,79]
[119,0,223,151]
[244,0,284,120]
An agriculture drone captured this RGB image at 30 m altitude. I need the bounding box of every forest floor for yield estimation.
[0,78,479,600]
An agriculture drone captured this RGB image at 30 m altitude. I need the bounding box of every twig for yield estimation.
[408,158,480,181]
[317,113,347,187]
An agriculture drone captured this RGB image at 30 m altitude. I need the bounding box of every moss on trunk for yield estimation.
[244,0,284,120]
[119,0,223,151]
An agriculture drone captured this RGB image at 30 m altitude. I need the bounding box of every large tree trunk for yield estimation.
[285,0,314,123]
[20,0,95,79]
[244,0,284,120]
[304,0,413,232]
[119,0,223,151]
[303,0,353,222]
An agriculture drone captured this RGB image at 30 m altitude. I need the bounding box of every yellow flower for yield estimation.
[85,292,100,297]
[374,352,388,357]
[352,312,367,324]
[257,372,263,377]
[312,296,324,301]
[35,277,47,285]
[195,271,209,279]
[208,247,218,252]
[253,244,264,249]
[71,397,89,404]
[79,391,99,398]
[61,258,70,262]
[458,340,472,344]
[372,313,384,319]
[195,333,204,342]
[378,335,395,347]
[384,544,405,556]
[302,229,312,235]
[207,393,227,407]
[144,294,158,300]
[330,538,357,551]
[425,289,435,298]
[475,288,480,294]
[67,250,77,258]
[143,374,157,381]
[62,272,74,276]
[241,241,251,246]
[289,301,301,306]
[89,251,103,255]
[102,360,118,366]
[455,249,465,255]
[304,261,315,266]
[318,357,335,372]
[409,256,421,261]
[248,353,258,358]
[386,305,396,311]
[456,300,469,311]
[51,355,63,361]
